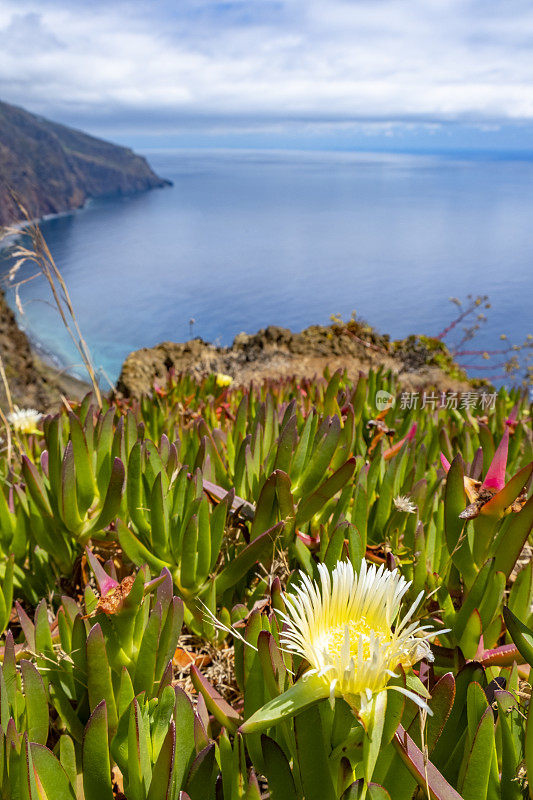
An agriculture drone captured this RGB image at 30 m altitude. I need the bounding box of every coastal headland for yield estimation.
[0,99,169,228]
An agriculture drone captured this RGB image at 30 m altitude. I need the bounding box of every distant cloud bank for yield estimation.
[1,0,532,149]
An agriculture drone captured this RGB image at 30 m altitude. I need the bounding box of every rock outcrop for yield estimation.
[116,323,474,399]
[0,100,169,227]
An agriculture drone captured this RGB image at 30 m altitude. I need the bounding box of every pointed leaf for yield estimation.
[83,701,113,800]
[239,673,330,734]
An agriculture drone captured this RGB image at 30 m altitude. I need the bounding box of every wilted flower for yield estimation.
[85,547,166,616]
[279,560,435,723]
[383,423,417,461]
[7,406,43,435]
[393,495,417,514]
[440,429,528,518]
[216,373,233,388]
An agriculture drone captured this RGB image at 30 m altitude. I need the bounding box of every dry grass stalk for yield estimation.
[0,353,16,463]
[1,196,102,407]
[173,633,240,704]
[0,353,14,415]
[0,406,13,464]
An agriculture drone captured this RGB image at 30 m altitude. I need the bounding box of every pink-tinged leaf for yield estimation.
[383,424,417,461]
[479,642,525,667]
[505,401,520,427]
[297,530,319,547]
[190,665,242,733]
[202,477,255,521]
[16,601,36,651]
[393,725,463,800]
[156,567,173,610]
[482,428,509,492]
[103,559,117,582]
[85,547,118,597]
[482,462,533,522]
[440,453,451,473]
[470,447,483,480]
[196,693,209,734]
[342,781,391,799]
[425,673,456,753]
[143,571,168,596]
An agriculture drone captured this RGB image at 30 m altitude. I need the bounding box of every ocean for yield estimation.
[1,148,532,385]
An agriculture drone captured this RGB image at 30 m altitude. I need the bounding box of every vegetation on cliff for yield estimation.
[0,359,531,798]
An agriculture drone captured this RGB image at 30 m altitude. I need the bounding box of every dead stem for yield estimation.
[1,196,102,407]
[174,633,241,705]
[0,353,14,415]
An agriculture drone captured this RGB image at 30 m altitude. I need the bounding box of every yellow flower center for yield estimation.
[325,617,391,661]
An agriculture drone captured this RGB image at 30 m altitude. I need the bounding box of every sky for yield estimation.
[1,0,533,152]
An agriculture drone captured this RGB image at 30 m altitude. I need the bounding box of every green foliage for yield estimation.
[0,367,532,797]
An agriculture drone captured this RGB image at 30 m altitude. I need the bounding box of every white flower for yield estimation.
[279,560,436,721]
[393,495,417,514]
[7,406,43,435]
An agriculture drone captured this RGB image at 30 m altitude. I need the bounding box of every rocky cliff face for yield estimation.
[0,287,51,409]
[0,100,169,227]
[0,288,89,412]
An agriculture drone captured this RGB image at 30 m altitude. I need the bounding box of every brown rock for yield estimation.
[116,322,475,399]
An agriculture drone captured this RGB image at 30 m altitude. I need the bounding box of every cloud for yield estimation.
[0,0,532,137]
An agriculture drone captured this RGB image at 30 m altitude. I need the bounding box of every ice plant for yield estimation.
[441,451,483,506]
[241,560,435,738]
[7,406,42,435]
[85,547,165,615]
[393,495,417,514]
[280,561,433,719]
[216,372,233,388]
[441,428,529,518]
[383,422,417,460]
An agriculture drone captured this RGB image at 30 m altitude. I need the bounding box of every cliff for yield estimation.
[0,100,169,227]
[0,288,88,412]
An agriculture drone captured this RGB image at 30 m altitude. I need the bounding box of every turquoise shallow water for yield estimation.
[1,148,532,384]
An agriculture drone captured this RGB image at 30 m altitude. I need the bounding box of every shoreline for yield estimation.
[0,196,121,399]
[32,352,92,404]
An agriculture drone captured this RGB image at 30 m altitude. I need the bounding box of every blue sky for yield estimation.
[1,0,533,152]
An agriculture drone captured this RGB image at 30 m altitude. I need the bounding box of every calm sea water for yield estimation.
[1,149,532,384]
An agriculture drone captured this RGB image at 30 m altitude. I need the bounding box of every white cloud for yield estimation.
[0,0,532,131]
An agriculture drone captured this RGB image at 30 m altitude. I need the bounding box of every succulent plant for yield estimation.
[0,368,531,797]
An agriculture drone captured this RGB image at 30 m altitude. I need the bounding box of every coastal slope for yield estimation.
[0,288,87,411]
[0,100,169,227]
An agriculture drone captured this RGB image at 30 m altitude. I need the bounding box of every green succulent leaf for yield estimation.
[261,735,298,800]
[240,673,330,734]
[503,605,533,667]
[83,701,113,800]
[393,726,464,800]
